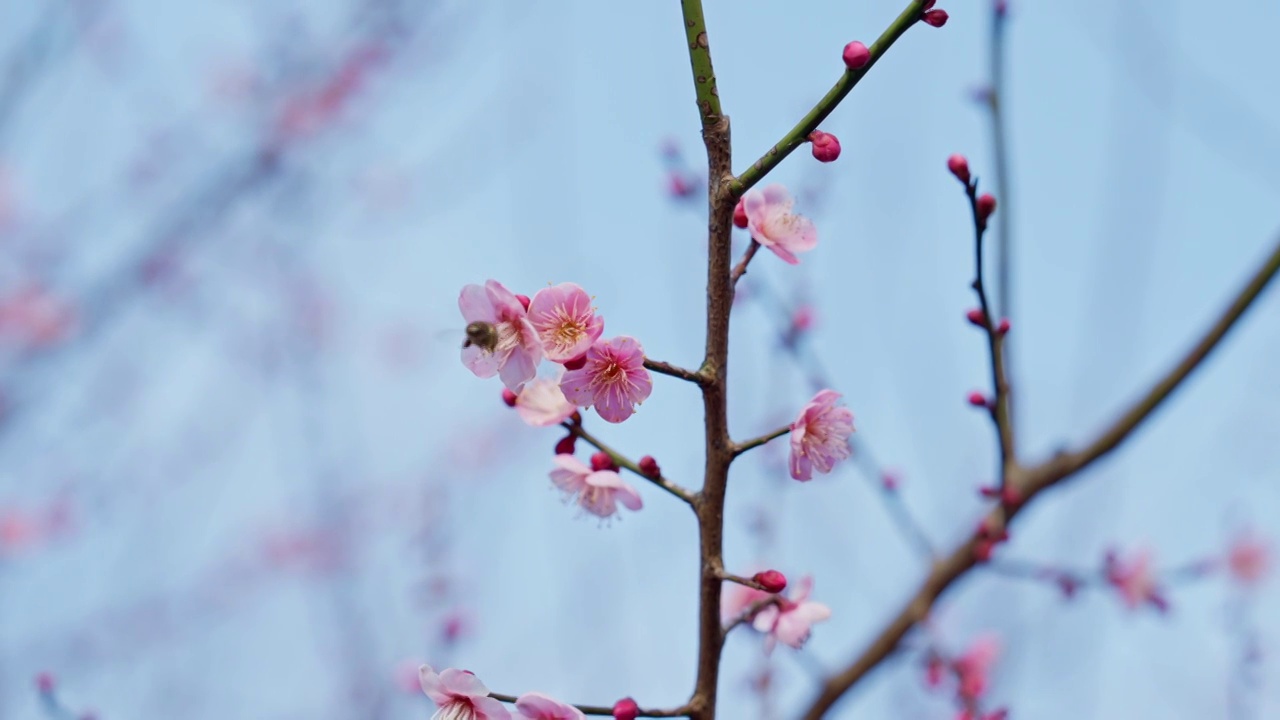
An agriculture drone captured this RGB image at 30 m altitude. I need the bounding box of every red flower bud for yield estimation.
[564,354,587,371]
[590,452,617,472]
[947,153,971,184]
[967,391,990,408]
[842,40,870,70]
[35,672,56,694]
[966,308,986,327]
[808,130,841,163]
[752,569,788,593]
[613,697,640,720]
[554,434,577,456]
[515,294,531,311]
[1000,485,1022,508]
[639,455,661,478]
[996,318,1011,335]
[922,9,949,26]
[881,470,901,491]
[978,485,1000,499]
[733,198,749,228]
[501,389,518,408]
[974,539,995,563]
[977,193,997,226]
[569,410,582,425]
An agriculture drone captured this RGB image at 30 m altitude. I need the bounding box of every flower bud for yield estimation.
[996,318,1010,335]
[639,455,661,478]
[613,697,640,720]
[35,672,55,694]
[966,308,985,327]
[881,470,901,491]
[922,9,949,26]
[752,569,788,593]
[501,389,518,408]
[947,154,971,184]
[590,451,617,472]
[967,391,990,408]
[842,41,870,70]
[977,193,997,226]
[515,294,531,311]
[554,434,577,456]
[733,198,748,228]
[1001,485,1022,508]
[973,539,995,563]
[808,131,841,163]
[563,354,587,371]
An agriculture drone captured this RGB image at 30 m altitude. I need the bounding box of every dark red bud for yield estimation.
[842,41,871,70]
[922,9,949,26]
[35,672,55,694]
[613,697,640,720]
[977,193,997,226]
[564,354,587,371]
[808,130,842,163]
[948,154,971,184]
[501,389,518,407]
[752,570,788,593]
[590,452,617,472]
[733,198,749,229]
[554,434,577,456]
[974,539,995,563]
[515,294,531,311]
[638,455,661,478]
[966,308,986,326]
[967,391,990,408]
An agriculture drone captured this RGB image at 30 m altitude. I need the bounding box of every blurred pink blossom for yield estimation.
[789,389,855,481]
[419,665,510,720]
[742,184,818,265]
[0,286,78,348]
[515,377,577,427]
[1227,532,1270,586]
[549,455,643,520]
[720,580,771,625]
[1105,548,1167,611]
[751,575,832,652]
[515,692,585,720]
[954,634,1000,702]
[459,280,542,391]
[528,283,603,362]
[560,336,652,423]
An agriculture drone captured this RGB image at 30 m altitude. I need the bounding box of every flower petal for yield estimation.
[459,285,497,324]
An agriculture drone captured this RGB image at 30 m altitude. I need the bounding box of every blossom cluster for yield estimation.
[459,280,651,424]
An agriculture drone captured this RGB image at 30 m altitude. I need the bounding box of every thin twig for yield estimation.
[987,1,1016,433]
[488,693,691,718]
[731,0,929,196]
[562,422,696,505]
[643,357,708,386]
[730,240,760,288]
[733,424,790,457]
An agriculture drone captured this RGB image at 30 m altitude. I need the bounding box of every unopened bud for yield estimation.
[613,697,640,720]
[733,198,749,229]
[564,354,587,371]
[881,470,901,491]
[947,154,971,184]
[973,539,995,563]
[922,9,949,26]
[1000,485,1022,508]
[976,193,997,226]
[966,308,986,327]
[515,294,531,311]
[996,318,1010,335]
[554,434,577,456]
[35,672,55,694]
[752,570,788,593]
[808,131,841,163]
[590,452,617,472]
[639,455,661,478]
[967,391,990,408]
[842,41,870,70]
[501,389,518,408]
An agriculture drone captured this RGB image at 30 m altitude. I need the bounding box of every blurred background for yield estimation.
[1,0,1277,718]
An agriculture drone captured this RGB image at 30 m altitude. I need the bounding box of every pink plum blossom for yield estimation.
[459,280,542,391]
[954,634,999,702]
[789,389,855,481]
[549,454,643,519]
[751,575,832,652]
[741,184,818,265]
[1227,531,1270,586]
[528,283,604,362]
[419,665,511,720]
[515,692,585,720]
[1105,548,1167,611]
[560,336,653,423]
[515,376,577,427]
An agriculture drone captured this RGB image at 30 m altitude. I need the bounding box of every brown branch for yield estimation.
[643,357,708,386]
[488,693,691,718]
[730,240,760,289]
[800,230,1280,719]
[732,424,790,457]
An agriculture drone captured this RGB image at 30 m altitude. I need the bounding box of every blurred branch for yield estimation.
[801,229,1280,719]
[730,0,929,197]
[488,693,691,718]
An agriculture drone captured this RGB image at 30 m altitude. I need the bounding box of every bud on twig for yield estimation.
[808,131,841,163]
[752,569,788,593]
[948,154,971,185]
[842,41,870,70]
[638,455,661,478]
[613,697,640,720]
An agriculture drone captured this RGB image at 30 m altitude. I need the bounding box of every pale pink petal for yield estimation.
[559,368,595,407]
[790,575,815,603]
[497,344,538,391]
[439,668,491,697]
[760,184,793,208]
[484,280,525,318]
[594,387,636,423]
[459,285,497,323]
[587,471,643,511]
[515,378,576,427]
[473,695,514,720]
[549,455,590,494]
[515,692,585,720]
[721,583,770,624]
[419,665,449,704]
[773,611,814,648]
[752,605,779,633]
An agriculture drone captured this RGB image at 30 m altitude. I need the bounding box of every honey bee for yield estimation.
[462,321,499,353]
